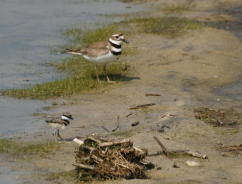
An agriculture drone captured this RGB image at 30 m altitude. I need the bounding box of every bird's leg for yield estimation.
[95,64,100,83]
[104,64,116,84]
[57,129,63,140]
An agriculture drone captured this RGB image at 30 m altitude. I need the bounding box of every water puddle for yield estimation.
[212,6,242,101]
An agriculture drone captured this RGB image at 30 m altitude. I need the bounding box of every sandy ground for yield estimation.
[9,0,242,183]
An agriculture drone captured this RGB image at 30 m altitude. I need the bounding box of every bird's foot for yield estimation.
[106,76,116,84]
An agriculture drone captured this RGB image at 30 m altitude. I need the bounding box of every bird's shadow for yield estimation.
[96,74,140,82]
[60,137,75,142]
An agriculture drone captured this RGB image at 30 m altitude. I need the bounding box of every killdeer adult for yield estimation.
[65,33,128,83]
[45,112,74,140]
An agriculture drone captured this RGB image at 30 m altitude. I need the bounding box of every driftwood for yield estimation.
[152,136,208,159]
[145,93,161,96]
[73,163,95,170]
[131,121,140,127]
[219,144,242,152]
[99,139,132,147]
[112,116,120,132]
[129,103,156,110]
[148,150,207,159]
[126,112,135,117]
[74,135,149,180]
[153,136,169,157]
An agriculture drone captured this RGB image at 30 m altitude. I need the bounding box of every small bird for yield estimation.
[65,33,128,83]
[45,112,74,140]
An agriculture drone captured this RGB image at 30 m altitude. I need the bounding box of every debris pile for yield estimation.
[194,107,242,126]
[74,135,150,180]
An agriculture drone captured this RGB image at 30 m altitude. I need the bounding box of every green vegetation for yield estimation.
[62,24,117,49]
[163,1,193,13]
[0,138,60,157]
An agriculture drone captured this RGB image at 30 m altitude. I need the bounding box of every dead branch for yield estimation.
[99,139,132,147]
[148,149,208,159]
[129,103,156,110]
[145,93,161,96]
[112,116,120,132]
[219,144,242,152]
[101,126,111,133]
[73,163,95,170]
[131,121,140,127]
[153,136,169,157]
[126,112,135,117]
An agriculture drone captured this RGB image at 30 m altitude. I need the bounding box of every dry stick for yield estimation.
[220,144,242,152]
[112,116,120,132]
[153,136,170,157]
[129,103,156,110]
[101,126,111,133]
[145,93,161,96]
[126,112,135,118]
[148,150,208,159]
[99,139,132,147]
[73,163,95,170]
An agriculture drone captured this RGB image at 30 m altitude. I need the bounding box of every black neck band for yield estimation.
[109,40,121,49]
[111,50,122,56]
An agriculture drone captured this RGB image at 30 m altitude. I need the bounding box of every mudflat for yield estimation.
[3,0,242,183]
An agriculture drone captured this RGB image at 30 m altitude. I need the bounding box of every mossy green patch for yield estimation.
[163,1,194,14]
[62,24,117,49]
[0,138,60,157]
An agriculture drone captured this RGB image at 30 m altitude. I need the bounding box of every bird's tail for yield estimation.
[61,48,83,56]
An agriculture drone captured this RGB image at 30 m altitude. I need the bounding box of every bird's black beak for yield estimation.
[122,38,129,43]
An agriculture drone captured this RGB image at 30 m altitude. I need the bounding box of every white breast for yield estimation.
[83,51,116,63]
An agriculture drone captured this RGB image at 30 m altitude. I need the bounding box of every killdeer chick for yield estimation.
[65,33,128,83]
[45,112,74,140]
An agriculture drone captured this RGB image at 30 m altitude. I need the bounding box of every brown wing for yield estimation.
[81,48,109,57]
[87,41,108,49]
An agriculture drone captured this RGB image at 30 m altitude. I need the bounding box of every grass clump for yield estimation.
[2,57,129,99]
[127,17,204,37]
[163,0,194,13]
[62,24,117,49]
[0,138,60,157]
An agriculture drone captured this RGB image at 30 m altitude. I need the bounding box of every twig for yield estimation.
[129,103,156,110]
[131,121,140,127]
[73,163,95,170]
[99,139,132,147]
[101,126,111,133]
[112,116,120,132]
[126,112,135,117]
[219,144,242,152]
[148,150,208,159]
[145,93,161,96]
[153,136,169,157]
